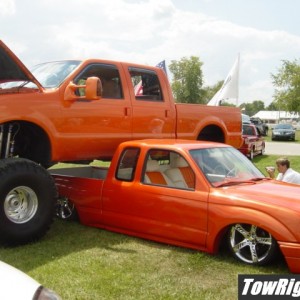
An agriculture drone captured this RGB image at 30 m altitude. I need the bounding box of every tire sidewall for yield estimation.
[0,158,57,245]
[249,149,254,160]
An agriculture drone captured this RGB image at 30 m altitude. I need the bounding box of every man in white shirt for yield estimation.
[266,157,300,184]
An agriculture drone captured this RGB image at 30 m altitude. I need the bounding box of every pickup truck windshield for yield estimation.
[0,60,81,89]
[189,147,264,186]
[31,60,81,88]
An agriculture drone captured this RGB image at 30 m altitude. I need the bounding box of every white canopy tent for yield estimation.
[252,111,299,122]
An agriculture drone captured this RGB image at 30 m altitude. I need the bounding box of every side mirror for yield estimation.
[64,77,102,101]
[86,77,102,100]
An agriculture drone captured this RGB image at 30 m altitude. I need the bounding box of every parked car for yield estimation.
[0,261,60,299]
[51,139,300,273]
[272,124,296,141]
[250,117,268,136]
[239,124,265,160]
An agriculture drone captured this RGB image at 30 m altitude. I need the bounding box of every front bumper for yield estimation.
[272,133,295,140]
[279,241,300,273]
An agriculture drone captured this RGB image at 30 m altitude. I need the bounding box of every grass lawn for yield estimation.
[0,153,299,299]
[0,219,289,300]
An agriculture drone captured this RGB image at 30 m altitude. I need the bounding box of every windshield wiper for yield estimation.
[215,176,270,187]
[215,180,256,188]
[248,177,271,182]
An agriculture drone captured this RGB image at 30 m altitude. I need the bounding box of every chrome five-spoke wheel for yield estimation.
[228,223,277,265]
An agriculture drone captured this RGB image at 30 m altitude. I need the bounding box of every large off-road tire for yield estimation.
[0,158,57,245]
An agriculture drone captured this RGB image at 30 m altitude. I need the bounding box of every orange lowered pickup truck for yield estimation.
[0,40,242,166]
[51,139,300,273]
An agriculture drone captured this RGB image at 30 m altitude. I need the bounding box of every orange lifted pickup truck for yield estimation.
[0,40,241,245]
[0,40,242,166]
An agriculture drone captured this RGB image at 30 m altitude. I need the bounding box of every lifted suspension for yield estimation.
[0,123,20,159]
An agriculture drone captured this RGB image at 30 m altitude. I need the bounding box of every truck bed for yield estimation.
[49,166,108,180]
[50,166,107,212]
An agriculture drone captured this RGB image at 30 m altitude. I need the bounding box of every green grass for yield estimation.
[1,154,299,299]
[0,220,288,300]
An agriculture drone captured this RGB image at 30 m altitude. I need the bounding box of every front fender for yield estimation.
[206,205,297,253]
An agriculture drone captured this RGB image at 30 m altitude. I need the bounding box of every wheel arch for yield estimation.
[206,207,297,254]
[197,124,225,144]
[0,120,52,167]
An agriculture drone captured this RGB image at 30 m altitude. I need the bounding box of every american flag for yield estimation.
[134,60,167,95]
[134,80,143,96]
[156,60,167,75]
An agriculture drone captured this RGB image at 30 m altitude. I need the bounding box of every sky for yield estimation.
[1,0,300,106]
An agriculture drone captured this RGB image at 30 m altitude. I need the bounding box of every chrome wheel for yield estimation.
[228,223,276,265]
[56,197,76,220]
[4,186,38,224]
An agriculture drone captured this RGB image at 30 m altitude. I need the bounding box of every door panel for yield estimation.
[102,180,208,247]
[60,63,132,159]
[123,65,176,139]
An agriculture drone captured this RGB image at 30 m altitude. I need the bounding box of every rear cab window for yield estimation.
[116,147,140,181]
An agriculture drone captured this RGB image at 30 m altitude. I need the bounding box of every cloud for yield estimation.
[0,0,15,16]
[1,0,300,105]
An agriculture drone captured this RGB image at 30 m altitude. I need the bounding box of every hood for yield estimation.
[213,179,300,210]
[0,261,40,299]
[275,129,294,132]
[0,40,42,90]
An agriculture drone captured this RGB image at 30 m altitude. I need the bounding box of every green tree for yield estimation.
[271,59,300,112]
[266,101,279,111]
[202,80,224,104]
[240,100,265,116]
[169,56,204,103]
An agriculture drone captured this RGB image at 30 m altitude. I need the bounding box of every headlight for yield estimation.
[33,286,61,300]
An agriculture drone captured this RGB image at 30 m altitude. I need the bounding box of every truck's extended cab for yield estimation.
[0,40,242,167]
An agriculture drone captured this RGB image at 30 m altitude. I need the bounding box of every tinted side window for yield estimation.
[116,148,140,181]
[129,67,163,101]
[75,63,123,99]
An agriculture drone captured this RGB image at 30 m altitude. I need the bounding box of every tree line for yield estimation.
[168,56,300,116]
